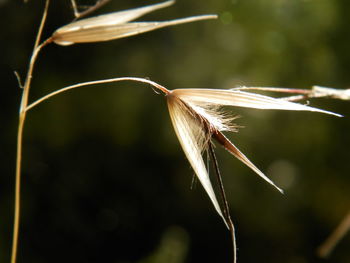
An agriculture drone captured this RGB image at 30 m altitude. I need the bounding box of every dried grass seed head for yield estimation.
[51,0,217,45]
[166,87,341,221]
[166,92,226,223]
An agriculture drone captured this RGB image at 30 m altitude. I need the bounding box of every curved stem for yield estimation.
[12,1,51,263]
[26,77,170,111]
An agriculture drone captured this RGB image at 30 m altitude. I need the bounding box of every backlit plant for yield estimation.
[10,1,349,263]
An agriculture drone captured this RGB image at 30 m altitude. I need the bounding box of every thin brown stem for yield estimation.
[70,0,79,17]
[11,1,51,263]
[208,142,236,263]
[26,77,170,111]
[20,38,52,113]
[14,71,24,89]
[71,0,111,20]
[11,115,25,263]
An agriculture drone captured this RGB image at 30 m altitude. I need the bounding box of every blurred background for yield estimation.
[1,0,349,262]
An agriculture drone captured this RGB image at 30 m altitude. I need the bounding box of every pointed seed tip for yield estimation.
[311,108,342,118]
[163,0,176,6]
[327,112,343,118]
[337,114,344,118]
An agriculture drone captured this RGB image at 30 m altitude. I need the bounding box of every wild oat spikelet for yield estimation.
[52,0,217,46]
[165,87,341,222]
[26,77,342,223]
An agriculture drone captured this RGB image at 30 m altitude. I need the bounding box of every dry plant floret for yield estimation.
[52,0,217,45]
[11,1,349,263]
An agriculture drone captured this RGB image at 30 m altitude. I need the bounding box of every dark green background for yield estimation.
[1,0,349,262]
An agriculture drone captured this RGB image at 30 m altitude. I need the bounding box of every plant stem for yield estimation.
[11,115,24,263]
[71,0,111,19]
[208,142,236,263]
[11,2,50,263]
[26,77,170,111]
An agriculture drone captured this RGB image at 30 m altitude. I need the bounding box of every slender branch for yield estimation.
[12,1,51,263]
[70,0,79,17]
[208,142,237,263]
[26,77,170,111]
[14,71,23,89]
[20,38,52,113]
[71,0,111,20]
